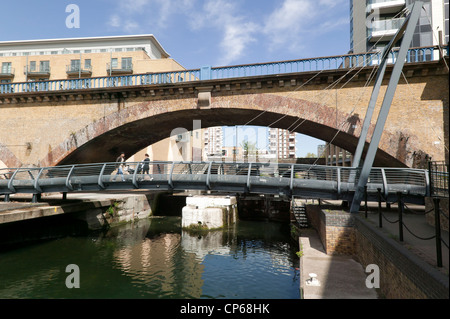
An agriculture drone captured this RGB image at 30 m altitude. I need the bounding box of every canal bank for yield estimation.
[0,192,158,228]
[300,200,449,299]
[0,191,163,249]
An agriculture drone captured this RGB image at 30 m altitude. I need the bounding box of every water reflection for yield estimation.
[0,217,299,299]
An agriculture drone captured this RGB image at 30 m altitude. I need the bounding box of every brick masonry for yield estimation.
[425,197,449,232]
[0,60,448,168]
[305,204,356,255]
[305,204,449,299]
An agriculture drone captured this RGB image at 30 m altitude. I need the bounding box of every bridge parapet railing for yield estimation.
[0,46,445,96]
[0,69,201,95]
[208,46,441,80]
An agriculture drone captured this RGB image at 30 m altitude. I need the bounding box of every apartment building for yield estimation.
[268,128,296,159]
[0,34,184,84]
[203,127,224,158]
[350,0,448,56]
[0,34,203,164]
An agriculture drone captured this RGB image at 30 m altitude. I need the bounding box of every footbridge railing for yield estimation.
[0,162,430,206]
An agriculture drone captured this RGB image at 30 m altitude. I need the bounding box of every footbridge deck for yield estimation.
[0,162,430,206]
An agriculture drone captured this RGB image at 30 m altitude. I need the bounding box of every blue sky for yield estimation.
[1,0,351,156]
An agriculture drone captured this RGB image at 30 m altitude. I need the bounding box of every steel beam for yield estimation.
[350,1,424,213]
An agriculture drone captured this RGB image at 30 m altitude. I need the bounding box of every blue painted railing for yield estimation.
[0,46,444,95]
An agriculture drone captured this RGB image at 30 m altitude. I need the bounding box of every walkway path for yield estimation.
[364,207,449,273]
[300,228,378,299]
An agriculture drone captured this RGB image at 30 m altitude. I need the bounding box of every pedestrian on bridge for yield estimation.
[142,153,153,181]
[114,152,126,181]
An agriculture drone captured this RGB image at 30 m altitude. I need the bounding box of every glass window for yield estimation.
[111,58,118,68]
[29,61,36,71]
[40,61,50,72]
[84,59,91,69]
[1,62,12,73]
[70,59,80,71]
[122,57,132,70]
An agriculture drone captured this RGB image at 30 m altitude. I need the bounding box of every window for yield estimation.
[1,62,12,74]
[40,61,50,72]
[29,61,36,71]
[122,57,132,70]
[70,59,81,71]
[111,58,118,68]
[84,59,91,69]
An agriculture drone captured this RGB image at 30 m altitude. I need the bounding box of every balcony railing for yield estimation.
[66,64,92,76]
[24,65,51,76]
[367,0,406,14]
[0,45,446,95]
[368,0,405,5]
[107,63,133,75]
[0,67,14,78]
[370,17,406,33]
[368,17,407,41]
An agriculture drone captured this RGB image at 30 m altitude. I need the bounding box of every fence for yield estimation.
[429,161,449,199]
[362,187,449,268]
[0,46,444,95]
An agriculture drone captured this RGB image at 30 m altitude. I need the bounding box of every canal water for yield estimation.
[0,215,300,299]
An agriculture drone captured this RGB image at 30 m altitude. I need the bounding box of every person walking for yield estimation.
[114,152,126,181]
[142,153,153,180]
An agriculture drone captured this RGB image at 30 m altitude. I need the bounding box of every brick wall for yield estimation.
[305,204,449,298]
[305,205,355,255]
[425,197,449,232]
[354,216,448,299]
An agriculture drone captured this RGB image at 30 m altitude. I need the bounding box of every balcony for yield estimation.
[367,0,405,15]
[24,65,50,77]
[106,62,133,75]
[368,17,406,42]
[0,67,14,79]
[66,64,92,77]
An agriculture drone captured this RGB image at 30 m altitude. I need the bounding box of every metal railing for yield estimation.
[66,64,92,73]
[0,162,429,204]
[0,46,445,95]
[429,161,449,198]
[362,188,448,268]
[370,17,406,33]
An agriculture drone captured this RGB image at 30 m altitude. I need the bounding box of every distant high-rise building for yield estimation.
[350,0,448,57]
[268,128,296,159]
[203,127,223,157]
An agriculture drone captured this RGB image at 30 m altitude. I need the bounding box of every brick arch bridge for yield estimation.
[0,59,448,169]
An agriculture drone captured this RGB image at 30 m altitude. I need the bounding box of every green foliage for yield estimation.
[106,201,120,217]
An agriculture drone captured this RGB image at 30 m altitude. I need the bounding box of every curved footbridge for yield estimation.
[1,161,430,207]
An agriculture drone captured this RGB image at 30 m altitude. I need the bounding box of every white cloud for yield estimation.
[108,15,121,28]
[106,0,348,65]
[185,0,259,65]
[262,0,349,54]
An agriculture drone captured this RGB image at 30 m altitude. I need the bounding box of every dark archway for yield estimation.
[54,107,404,167]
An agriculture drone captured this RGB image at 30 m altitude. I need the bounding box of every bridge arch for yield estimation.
[42,92,408,168]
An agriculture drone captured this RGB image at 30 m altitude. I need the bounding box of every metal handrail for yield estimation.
[0,46,445,95]
[0,162,429,203]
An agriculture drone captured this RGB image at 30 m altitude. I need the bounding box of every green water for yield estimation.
[0,216,300,299]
